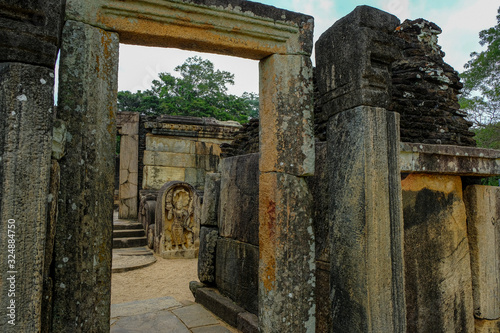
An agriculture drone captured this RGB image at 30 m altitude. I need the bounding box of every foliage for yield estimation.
[117,56,258,123]
[459,7,500,129]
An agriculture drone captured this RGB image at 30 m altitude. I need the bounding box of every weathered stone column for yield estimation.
[118,112,139,219]
[0,63,54,332]
[315,6,406,333]
[258,53,316,332]
[51,20,118,332]
[464,185,500,329]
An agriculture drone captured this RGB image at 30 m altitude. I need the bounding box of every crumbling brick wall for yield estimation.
[390,19,475,146]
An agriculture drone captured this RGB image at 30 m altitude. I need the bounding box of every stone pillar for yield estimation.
[0,63,54,332]
[464,186,500,325]
[402,174,474,332]
[315,6,406,333]
[51,20,118,332]
[118,112,139,219]
[258,53,316,332]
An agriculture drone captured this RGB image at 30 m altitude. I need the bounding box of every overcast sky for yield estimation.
[117,0,498,96]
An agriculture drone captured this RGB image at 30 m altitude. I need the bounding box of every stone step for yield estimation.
[113,236,148,249]
[113,229,145,238]
[113,222,143,231]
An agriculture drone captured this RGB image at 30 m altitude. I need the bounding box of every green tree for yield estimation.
[117,56,258,123]
[459,7,500,131]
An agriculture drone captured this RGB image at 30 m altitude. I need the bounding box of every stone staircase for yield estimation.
[113,218,147,249]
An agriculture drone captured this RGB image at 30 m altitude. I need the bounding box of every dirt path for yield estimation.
[111,255,198,304]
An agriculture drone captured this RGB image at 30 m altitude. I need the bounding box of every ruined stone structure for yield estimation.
[1,1,500,333]
[117,112,239,220]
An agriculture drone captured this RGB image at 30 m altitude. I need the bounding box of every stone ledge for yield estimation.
[195,287,246,328]
[400,143,500,176]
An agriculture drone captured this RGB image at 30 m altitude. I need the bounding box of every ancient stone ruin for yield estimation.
[1,1,500,333]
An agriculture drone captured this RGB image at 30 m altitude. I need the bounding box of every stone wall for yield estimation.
[220,118,259,157]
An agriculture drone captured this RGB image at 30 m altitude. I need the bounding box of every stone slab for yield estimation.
[402,174,474,332]
[201,173,221,227]
[172,304,220,328]
[237,312,259,333]
[142,165,185,189]
[219,154,259,245]
[258,172,315,332]
[51,20,119,332]
[191,325,232,333]
[259,54,315,176]
[111,310,189,333]
[111,297,182,318]
[400,142,500,176]
[195,288,245,328]
[216,238,259,315]
[143,150,196,168]
[198,226,218,284]
[464,185,500,320]
[146,135,196,154]
[0,63,54,332]
[327,106,406,333]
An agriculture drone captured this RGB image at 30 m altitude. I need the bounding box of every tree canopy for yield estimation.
[459,7,500,149]
[118,56,258,123]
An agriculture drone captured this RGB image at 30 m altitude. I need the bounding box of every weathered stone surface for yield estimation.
[220,118,260,158]
[464,185,500,320]
[475,318,500,333]
[201,173,221,227]
[52,119,67,160]
[154,181,200,259]
[402,174,474,332]
[143,151,196,168]
[391,19,475,146]
[259,54,315,176]
[315,260,331,333]
[316,6,401,116]
[143,165,186,189]
[219,154,259,245]
[118,112,139,219]
[306,142,329,262]
[400,142,500,176]
[198,226,218,284]
[0,63,54,332]
[327,106,406,333]
[216,238,259,315]
[259,172,315,332]
[195,287,245,328]
[51,20,119,332]
[237,311,259,333]
[66,0,313,58]
[146,135,195,154]
[0,0,65,68]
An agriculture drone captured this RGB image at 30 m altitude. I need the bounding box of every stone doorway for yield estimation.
[52,1,315,331]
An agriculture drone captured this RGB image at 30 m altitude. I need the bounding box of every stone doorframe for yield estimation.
[58,0,316,331]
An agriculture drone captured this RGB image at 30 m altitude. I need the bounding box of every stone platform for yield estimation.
[110,297,239,332]
[112,246,157,273]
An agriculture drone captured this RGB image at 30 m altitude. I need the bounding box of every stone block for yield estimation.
[146,135,195,154]
[195,141,222,156]
[475,318,500,333]
[237,312,259,333]
[119,128,139,218]
[184,167,206,190]
[258,172,315,332]
[201,173,221,227]
[198,226,218,284]
[195,288,245,328]
[219,154,259,245]
[402,174,474,332]
[306,142,329,262]
[142,165,185,190]
[0,62,54,332]
[52,20,119,332]
[216,238,259,315]
[315,261,331,333]
[327,106,406,333]
[464,185,500,320]
[143,150,196,168]
[259,54,315,176]
[315,6,401,116]
[0,0,65,67]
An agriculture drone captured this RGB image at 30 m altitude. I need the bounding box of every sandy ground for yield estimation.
[111,255,198,304]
